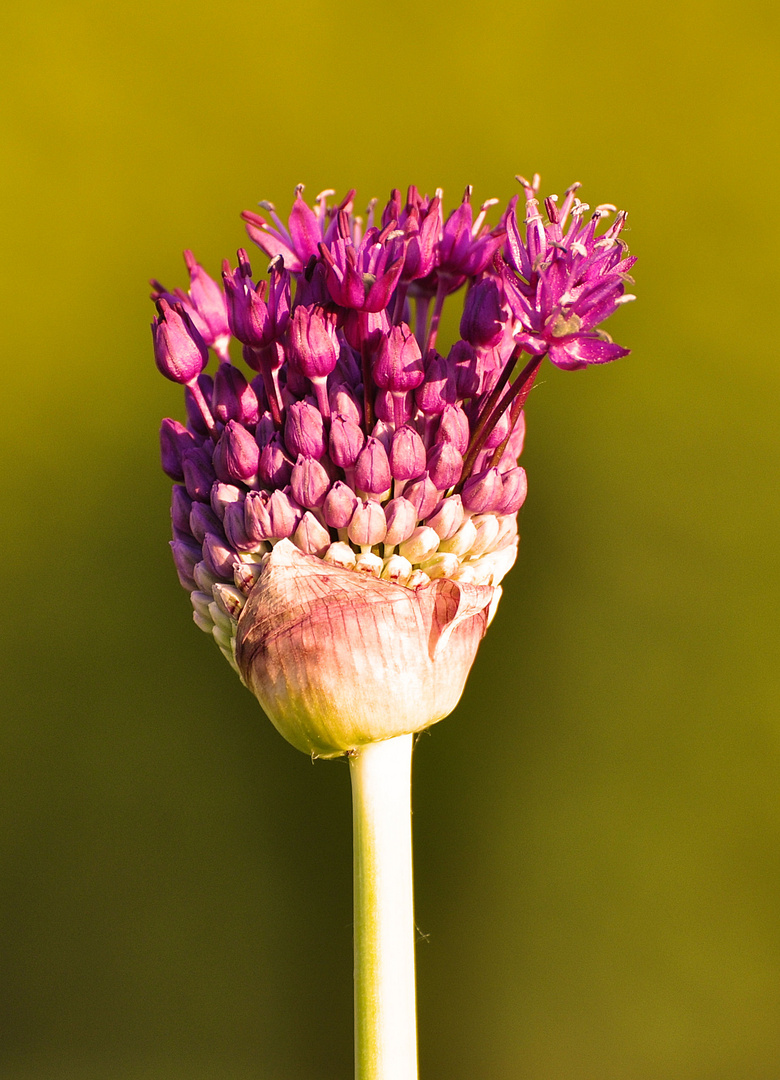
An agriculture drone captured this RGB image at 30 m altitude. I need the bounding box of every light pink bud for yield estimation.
[383,497,418,547]
[235,540,495,756]
[293,511,332,556]
[426,495,465,540]
[348,499,388,547]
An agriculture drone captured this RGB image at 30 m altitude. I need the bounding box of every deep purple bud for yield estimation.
[202,532,238,579]
[354,437,392,495]
[213,420,260,485]
[383,497,418,546]
[448,340,480,398]
[170,538,202,589]
[223,499,255,550]
[183,251,230,349]
[210,482,243,520]
[213,363,259,426]
[436,404,471,454]
[343,308,390,353]
[426,495,464,540]
[402,474,440,520]
[322,481,359,529]
[415,352,457,416]
[390,425,426,481]
[290,455,331,509]
[285,400,326,459]
[255,411,276,449]
[459,278,504,349]
[152,299,209,384]
[245,490,273,542]
[329,414,365,469]
[372,323,424,393]
[289,304,339,380]
[495,467,528,515]
[266,258,291,338]
[171,485,193,535]
[189,501,222,543]
[258,435,294,488]
[182,446,216,501]
[462,467,504,513]
[222,251,271,347]
[427,442,463,490]
[267,489,301,538]
[160,418,197,481]
[329,383,362,425]
[293,511,332,556]
[348,499,388,547]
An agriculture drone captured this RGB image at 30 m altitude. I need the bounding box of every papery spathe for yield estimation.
[236,541,495,757]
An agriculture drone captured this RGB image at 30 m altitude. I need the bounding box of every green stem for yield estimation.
[350,733,418,1080]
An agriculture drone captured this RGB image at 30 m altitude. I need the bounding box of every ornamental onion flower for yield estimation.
[151,175,635,1080]
[153,177,635,757]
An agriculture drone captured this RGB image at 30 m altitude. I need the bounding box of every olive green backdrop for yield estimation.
[2,0,778,1077]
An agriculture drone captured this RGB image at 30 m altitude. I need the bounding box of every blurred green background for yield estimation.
[2,0,778,1077]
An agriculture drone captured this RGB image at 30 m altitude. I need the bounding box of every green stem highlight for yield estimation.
[350,733,418,1080]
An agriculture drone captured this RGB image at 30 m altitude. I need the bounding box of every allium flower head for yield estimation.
[153,178,635,756]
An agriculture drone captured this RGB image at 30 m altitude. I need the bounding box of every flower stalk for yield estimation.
[350,734,417,1080]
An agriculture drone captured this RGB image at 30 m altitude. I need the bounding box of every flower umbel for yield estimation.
[153,177,635,756]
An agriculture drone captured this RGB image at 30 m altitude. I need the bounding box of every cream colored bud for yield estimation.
[398,526,440,563]
[323,541,357,569]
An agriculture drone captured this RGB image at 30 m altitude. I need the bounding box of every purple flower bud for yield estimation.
[459,277,504,349]
[343,308,390,353]
[170,537,202,589]
[427,442,463,490]
[255,411,276,449]
[348,499,388,547]
[426,495,465,540]
[383,497,418,546]
[245,490,273,542]
[285,400,326,459]
[354,437,391,495]
[267,258,291,339]
[182,446,216,502]
[494,467,528,515]
[415,352,457,416]
[462,467,504,513]
[258,435,294,488]
[213,363,259,426]
[322,481,359,529]
[223,499,255,550]
[290,455,331,509]
[267,489,302,539]
[293,511,332,556]
[289,304,339,380]
[329,414,365,469]
[202,532,239,580]
[213,420,260,485]
[390,425,426,482]
[189,501,223,543]
[370,420,394,453]
[436,404,471,454]
[152,299,209,384]
[222,251,271,348]
[329,383,362,425]
[210,482,243,520]
[160,418,197,481]
[171,485,193,535]
[448,341,480,399]
[372,323,424,394]
[183,250,230,352]
[402,474,440,520]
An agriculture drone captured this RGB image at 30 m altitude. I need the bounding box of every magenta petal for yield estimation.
[549,336,630,369]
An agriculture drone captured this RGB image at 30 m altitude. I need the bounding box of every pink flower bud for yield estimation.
[348,499,388,547]
[323,481,359,529]
[383,497,418,546]
[390,425,426,482]
[354,437,392,496]
[152,299,209,384]
[235,540,495,756]
[372,323,424,393]
[290,455,331,509]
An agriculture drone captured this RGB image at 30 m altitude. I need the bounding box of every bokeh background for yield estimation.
[2,0,778,1077]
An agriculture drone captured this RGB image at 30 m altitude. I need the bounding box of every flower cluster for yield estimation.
[152,176,635,752]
